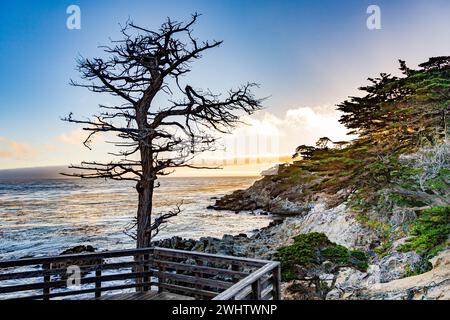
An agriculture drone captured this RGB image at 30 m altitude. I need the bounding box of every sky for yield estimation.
[0,0,449,175]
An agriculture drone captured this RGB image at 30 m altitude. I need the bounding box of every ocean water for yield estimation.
[0,176,271,261]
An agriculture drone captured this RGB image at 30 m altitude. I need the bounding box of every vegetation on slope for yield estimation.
[274,57,449,281]
[398,206,450,258]
[288,56,448,224]
[291,57,449,204]
[276,232,368,282]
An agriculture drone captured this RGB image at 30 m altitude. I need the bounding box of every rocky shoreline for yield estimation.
[153,186,449,300]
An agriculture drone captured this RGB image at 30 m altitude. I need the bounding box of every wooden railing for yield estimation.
[0,247,280,300]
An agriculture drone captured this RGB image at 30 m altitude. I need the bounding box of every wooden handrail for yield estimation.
[0,270,157,294]
[212,262,280,300]
[0,247,155,268]
[0,260,150,281]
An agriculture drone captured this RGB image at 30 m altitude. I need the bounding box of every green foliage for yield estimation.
[424,167,450,194]
[275,232,368,281]
[398,206,450,258]
[288,57,449,207]
[404,260,433,277]
[355,211,392,238]
[374,240,393,258]
[276,232,329,270]
[349,250,370,270]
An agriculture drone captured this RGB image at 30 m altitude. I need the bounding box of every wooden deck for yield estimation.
[96,291,194,300]
[0,247,281,300]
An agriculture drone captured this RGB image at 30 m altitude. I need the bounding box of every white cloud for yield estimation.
[283,106,352,143]
[0,137,38,160]
[194,106,354,166]
[223,106,353,157]
[56,128,88,145]
[56,128,103,146]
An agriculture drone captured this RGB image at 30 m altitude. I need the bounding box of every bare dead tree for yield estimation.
[62,13,263,248]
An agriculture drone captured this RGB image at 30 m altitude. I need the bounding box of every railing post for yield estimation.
[251,279,262,300]
[95,269,102,298]
[271,264,281,300]
[143,253,149,292]
[231,263,239,283]
[194,258,203,299]
[156,250,165,293]
[43,263,50,300]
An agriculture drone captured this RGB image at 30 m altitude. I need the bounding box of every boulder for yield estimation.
[60,245,96,255]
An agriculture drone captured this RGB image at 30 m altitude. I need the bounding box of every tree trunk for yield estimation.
[136,178,154,248]
[136,141,154,248]
[135,145,154,292]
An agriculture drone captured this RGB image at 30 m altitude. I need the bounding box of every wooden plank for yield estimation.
[153,292,195,300]
[231,264,241,283]
[162,272,233,290]
[155,253,261,269]
[234,286,252,300]
[261,285,274,300]
[99,291,194,300]
[233,281,271,300]
[150,259,248,279]
[261,285,273,300]
[154,248,269,267]
[97,291,159,300]
[11,281,157,300]
[158,283,217,299]
[260,275,273,291]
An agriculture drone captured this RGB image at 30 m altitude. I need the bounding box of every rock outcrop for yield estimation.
[209,175,311,215]
[352,250,450,300]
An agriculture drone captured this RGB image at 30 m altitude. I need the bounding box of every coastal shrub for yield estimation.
[348,250,370,270]
[404,259,433,277]
[355,211,392,238]
[275,232,368,281]
[374,240,393,258]
[398,206,450,258]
